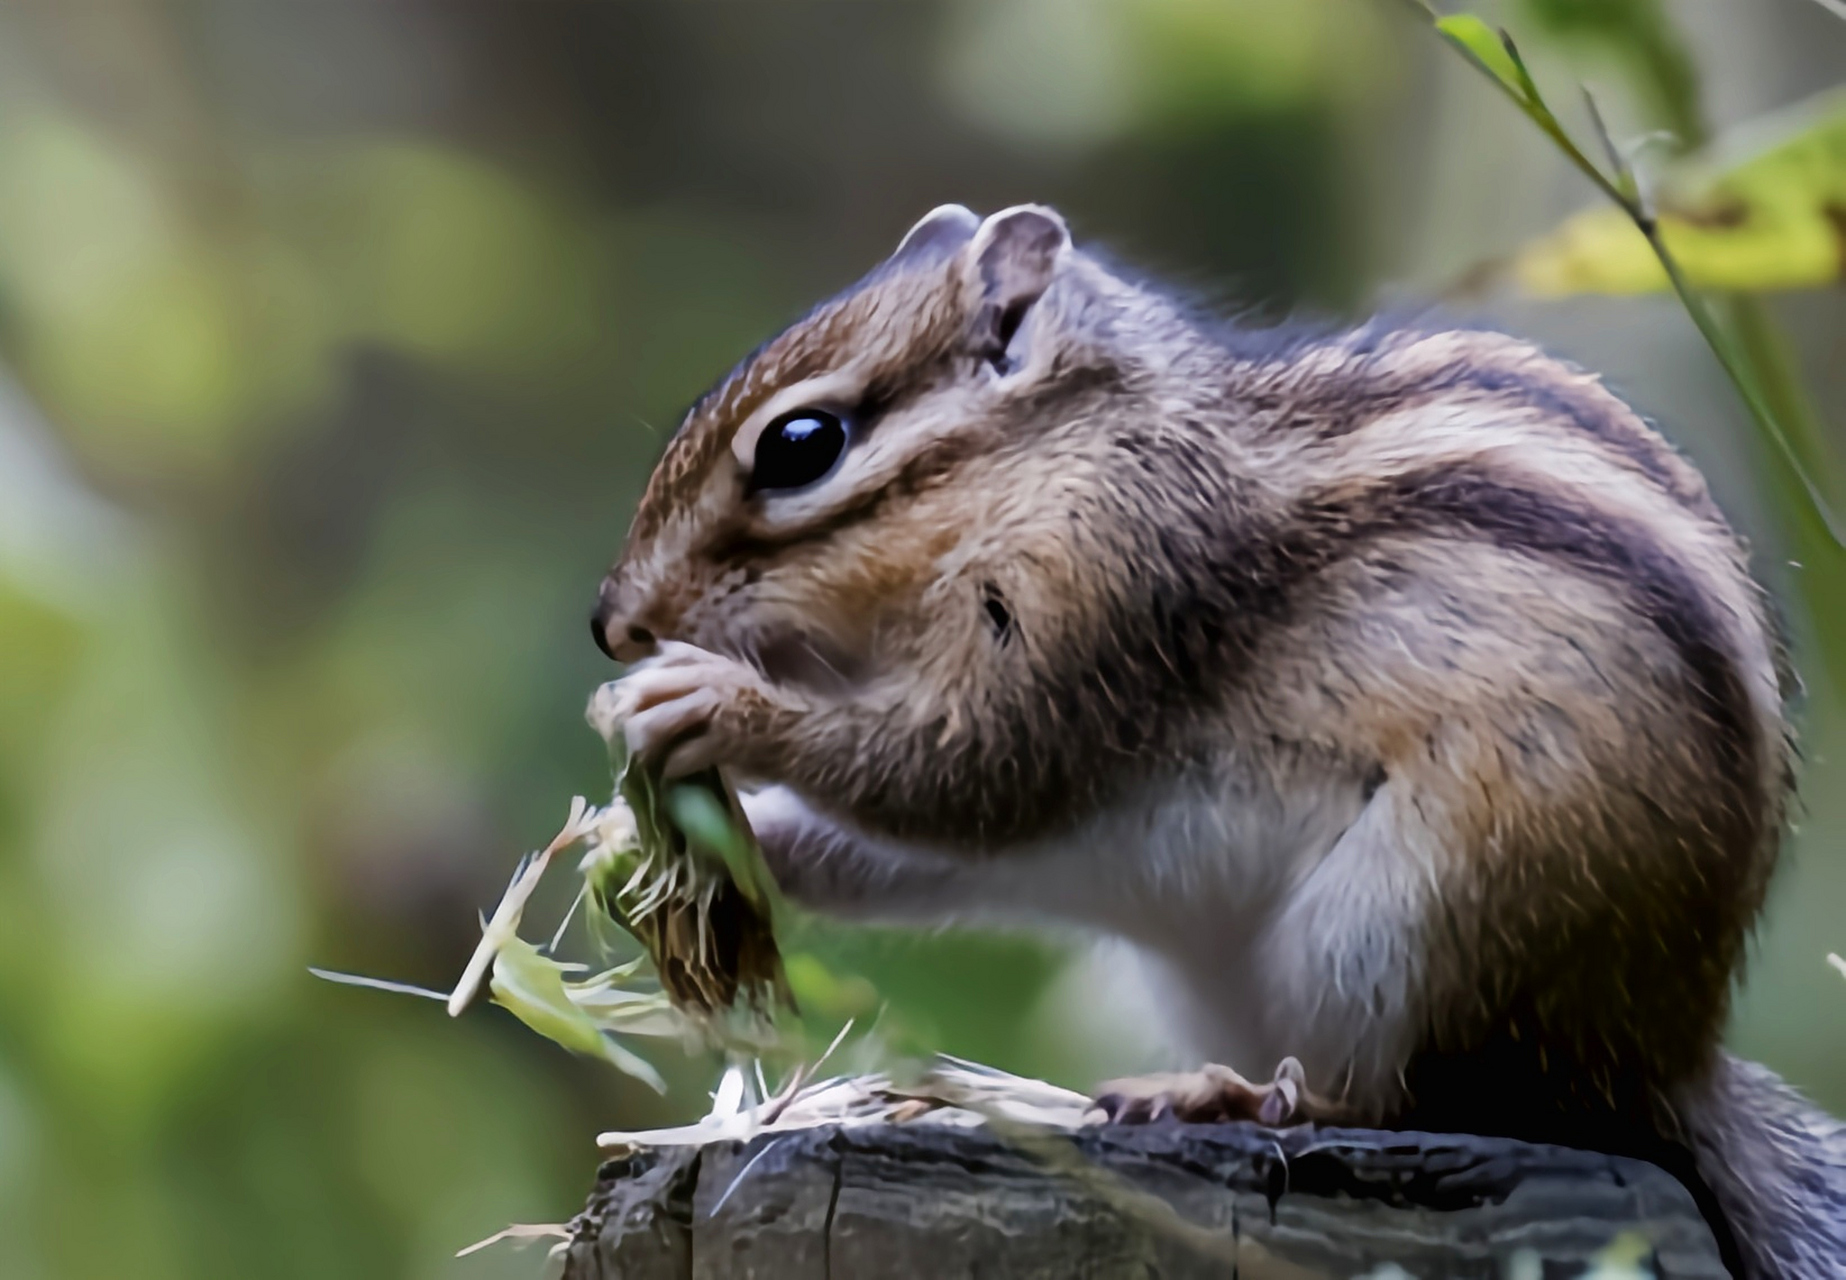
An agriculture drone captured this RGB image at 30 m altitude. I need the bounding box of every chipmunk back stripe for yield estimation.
[1441,362,1714,515]
[1102,438,1765,837]
[1243,332,1718,522]
[1288,461,1763,854]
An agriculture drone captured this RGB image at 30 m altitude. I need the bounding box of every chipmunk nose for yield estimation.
[591,581,659,664]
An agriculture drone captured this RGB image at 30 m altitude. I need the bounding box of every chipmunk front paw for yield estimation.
[594,642,798,779]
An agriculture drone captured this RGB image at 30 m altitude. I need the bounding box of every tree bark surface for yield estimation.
[560,1121,1726,1278]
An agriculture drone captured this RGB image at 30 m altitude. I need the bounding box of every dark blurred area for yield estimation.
[0,2,1840,1277]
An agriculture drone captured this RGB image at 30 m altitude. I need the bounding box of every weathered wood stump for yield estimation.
[561,1121,1726,1278]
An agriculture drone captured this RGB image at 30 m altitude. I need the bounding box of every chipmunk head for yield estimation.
[593,203,1150,693]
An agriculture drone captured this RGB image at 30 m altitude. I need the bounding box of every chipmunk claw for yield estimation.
[1089,1057,1312,1127]
[591,642,788,779]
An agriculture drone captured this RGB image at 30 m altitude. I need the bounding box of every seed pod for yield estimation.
[583,757,793,1021]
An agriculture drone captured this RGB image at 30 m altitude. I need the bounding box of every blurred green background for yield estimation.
[0,2,1841,1277]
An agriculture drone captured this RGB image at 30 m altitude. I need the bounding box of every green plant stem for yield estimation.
[1716,293,1846,698]
[1640,230,1846,547]
[1502,0,1846,693]
[1723,295,1843,506]
[1424,8,1846,695]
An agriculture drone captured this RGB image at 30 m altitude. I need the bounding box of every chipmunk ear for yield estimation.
[967,205,1070,370]
[890,204,981,265]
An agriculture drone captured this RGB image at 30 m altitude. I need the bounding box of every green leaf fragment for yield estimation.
[1437,15,1527,99]
[668,784,752,870]
[588,756,792,1020]
[489,935,668,1091]
[323,688,804,1089]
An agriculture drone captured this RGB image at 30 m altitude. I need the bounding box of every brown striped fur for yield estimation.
[594,205,1841,1276]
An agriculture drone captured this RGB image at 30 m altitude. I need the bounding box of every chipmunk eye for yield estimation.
[750,408,848,493]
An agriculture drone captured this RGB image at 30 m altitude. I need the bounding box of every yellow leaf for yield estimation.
[1515,88,1846,296]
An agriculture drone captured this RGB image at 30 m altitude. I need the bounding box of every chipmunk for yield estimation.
[590,203,1846,1277]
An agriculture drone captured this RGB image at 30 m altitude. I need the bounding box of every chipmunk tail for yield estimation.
[1677,1051,1846,1279]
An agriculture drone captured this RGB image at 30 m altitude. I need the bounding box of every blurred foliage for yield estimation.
[0,115,606,485]
[1515,0,1703,143]
[0,3,1838,1279]
[940,0,1386,148]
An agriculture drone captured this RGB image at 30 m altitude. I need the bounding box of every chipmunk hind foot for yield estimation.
[1089,1057,1356,1128]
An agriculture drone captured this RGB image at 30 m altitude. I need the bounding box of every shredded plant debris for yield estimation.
[592,755,791,1018]
[594,1055,1096,1151]
[315,679,795,1090]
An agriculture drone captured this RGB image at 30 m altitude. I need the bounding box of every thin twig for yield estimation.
[449,796,593,1016]
[709,1136,789,1217]
[454,1222,570,1258]
[1580,87,1650,219]
[546,885,586,955]
[308,968,449,1001]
